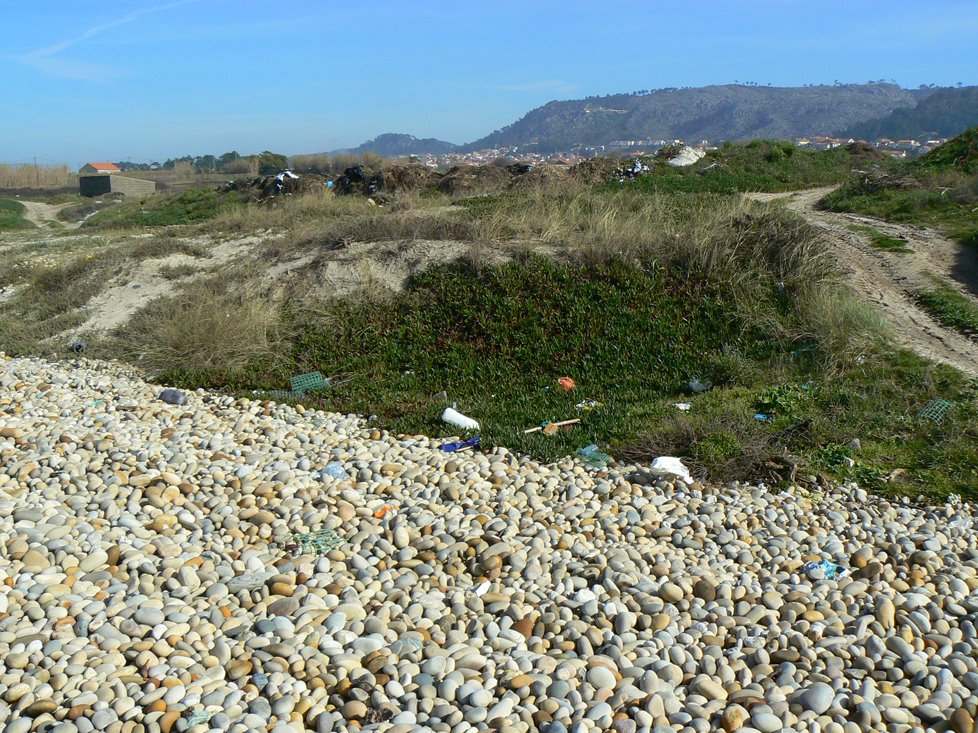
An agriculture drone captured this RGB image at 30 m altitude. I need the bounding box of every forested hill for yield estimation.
[841,86,978,140]
[462,83,926,152]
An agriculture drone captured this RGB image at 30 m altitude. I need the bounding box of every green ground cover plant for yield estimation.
[847,224,913,252]
[83,188,241,229]
[625,140,882,195]
[0,198,33,231]
[821,127,978,246]
[917,280,978,334]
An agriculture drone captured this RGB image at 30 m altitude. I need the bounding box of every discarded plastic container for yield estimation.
[650,456,694,484]
[321,462,347,480]
[158,389,187,406]
[577,444,611,470]
[441,436,481,453]
[674,402,692,411]
[442,405,479,431]
[754,413,773,421]
[69,339,86,354]
[803,559,848,581]
[688,379,712,393]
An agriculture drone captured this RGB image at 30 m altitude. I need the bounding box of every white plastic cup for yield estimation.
[442,406,479,431]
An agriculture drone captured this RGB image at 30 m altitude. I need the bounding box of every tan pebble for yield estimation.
[720,705,746,732]
[23,700,58,716]
[67,705,92,720]
[513,615,536,638]
[270,581,294,597]
[949,708,975,733]
[159,710,181,733]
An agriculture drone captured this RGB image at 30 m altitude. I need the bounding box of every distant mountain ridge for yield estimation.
[840,86,978,140]
[333,83,973,157]
[332,133,458,157]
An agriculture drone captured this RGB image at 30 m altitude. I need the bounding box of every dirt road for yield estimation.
[18,201,79,229]
[750,187,978,376]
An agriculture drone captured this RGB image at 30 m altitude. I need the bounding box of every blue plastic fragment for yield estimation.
[440,436,481,453]
[754,413,773,421]
[321,462,347,480]
[577,444,611,469]
[803,559,848,581]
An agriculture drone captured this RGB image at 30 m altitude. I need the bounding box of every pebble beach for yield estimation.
[1,354,977,733]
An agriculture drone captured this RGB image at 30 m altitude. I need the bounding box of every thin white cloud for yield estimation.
[19,0,196,80]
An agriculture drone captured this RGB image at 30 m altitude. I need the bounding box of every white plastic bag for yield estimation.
[650,456,693,484]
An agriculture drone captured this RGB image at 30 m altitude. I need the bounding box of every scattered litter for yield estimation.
[803,559,848,581]
[292,528,344,554]
[470,581,490,597]
[88,399,105,408]
[650,456,694,484]
[688,379,712,393]
[525,418,581,434]
[918,398,956,424]
[442,405,479,431]
[557,376,575,391]
[374,506,395,519]
[440,436,481,453]
[184,710,216,726]
[158,389,187,406]
[222,171,327,201]
[576,399,603,412]
[399,636,424,650]
[577,444,611,470]
[664,146,707,168]
[320,462,347,480]
[264,371,337,400]
[674,402,693,411]
[69,339,86,354]
[290,371,331,396]
[226,568,276,593]
[754,413,773,421]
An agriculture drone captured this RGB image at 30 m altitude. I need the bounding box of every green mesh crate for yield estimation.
[918,399,956,424]
[292,528,344,553]
[291,371,331,396]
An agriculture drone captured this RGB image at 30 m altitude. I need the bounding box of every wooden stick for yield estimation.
[524,418,581,434]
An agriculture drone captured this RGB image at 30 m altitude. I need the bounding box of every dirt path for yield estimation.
[18,201,79,229]
[750,187,978,376]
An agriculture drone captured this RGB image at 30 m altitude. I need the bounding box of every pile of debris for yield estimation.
[435,165,515,196]
[851,167,921,193]
[332,165,386,198]
[508,164,571,189]
[221,170,327,201]
[568,157,626,184]
[381,164,444,194]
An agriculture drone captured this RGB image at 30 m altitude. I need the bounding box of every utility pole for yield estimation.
[34,156,39,187]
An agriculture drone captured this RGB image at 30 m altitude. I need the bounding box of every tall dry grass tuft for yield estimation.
[0,163,74,188]
[119,279,287,374]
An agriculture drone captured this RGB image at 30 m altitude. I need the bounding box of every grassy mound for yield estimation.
[625,140,882,195]
[821,129,978,246]
[912,126,978,174]
[83,188,241,229]
[0,198,33,231]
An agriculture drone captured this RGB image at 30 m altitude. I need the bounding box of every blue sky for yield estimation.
[2,1,977,165]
